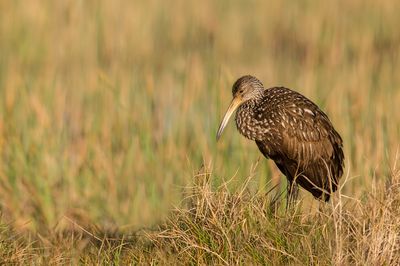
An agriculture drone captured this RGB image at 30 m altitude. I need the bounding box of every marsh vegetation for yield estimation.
[0,0,399,264]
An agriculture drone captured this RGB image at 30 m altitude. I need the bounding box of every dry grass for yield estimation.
[0,0,400,264]
[1,162,400,264]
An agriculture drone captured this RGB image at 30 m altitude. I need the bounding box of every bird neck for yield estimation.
[235,98,261,140]
[252,88,265,103]
[242,98,258,109]
[244,89,264,108]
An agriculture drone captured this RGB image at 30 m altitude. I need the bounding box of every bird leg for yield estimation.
[286,181,299,210]
[267,183,285,212]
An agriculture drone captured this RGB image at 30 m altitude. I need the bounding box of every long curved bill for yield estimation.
[216,97,243,141]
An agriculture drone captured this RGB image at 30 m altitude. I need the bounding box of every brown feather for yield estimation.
[232,76,344,201]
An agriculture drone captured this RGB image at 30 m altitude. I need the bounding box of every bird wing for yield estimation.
[256,101,344,198]
[281,104,335,162]
[281,104,344,189]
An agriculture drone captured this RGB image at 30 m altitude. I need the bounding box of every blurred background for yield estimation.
[0,0,399,232]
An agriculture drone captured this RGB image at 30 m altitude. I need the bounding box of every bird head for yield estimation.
[216,75,264,141]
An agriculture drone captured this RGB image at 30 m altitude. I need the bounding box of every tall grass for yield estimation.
[0,0,399,263]
[1,161,400,264]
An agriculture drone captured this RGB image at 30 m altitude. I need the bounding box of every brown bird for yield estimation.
[217,75,344,204]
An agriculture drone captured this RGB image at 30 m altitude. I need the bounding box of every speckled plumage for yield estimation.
[226,75,344,202]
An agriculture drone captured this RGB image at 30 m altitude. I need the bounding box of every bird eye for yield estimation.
[239,89,244,93]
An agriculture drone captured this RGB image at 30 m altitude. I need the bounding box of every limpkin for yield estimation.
[217,75,344,204]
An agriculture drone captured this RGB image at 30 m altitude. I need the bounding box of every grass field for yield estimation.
[1,0,400,264]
